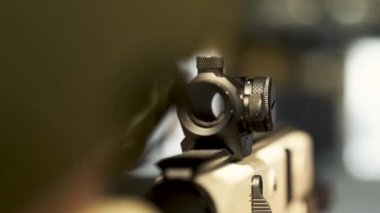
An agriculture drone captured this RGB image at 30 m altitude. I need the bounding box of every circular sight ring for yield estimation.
[177,81,233,136]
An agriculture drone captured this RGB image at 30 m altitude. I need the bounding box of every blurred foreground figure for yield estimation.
[0,1,242,212]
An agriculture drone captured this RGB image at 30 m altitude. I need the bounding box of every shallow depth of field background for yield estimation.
[132,1,380,212]
[2,1,380,212]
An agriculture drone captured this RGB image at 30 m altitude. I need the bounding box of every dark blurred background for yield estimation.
[2,0,380,212]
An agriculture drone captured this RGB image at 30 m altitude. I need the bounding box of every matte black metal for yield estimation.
[245,77,276,132]
[158,149,232,175]
[148,180,216,213]
[177,56,276,159]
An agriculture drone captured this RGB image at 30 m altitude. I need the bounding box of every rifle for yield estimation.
[147,56,316,213]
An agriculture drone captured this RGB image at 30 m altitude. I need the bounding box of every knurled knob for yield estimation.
[247,77,276,132]
[196,56,224,72]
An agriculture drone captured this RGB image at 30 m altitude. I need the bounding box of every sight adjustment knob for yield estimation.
[196,56,224,73]
[246,77,276,132]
